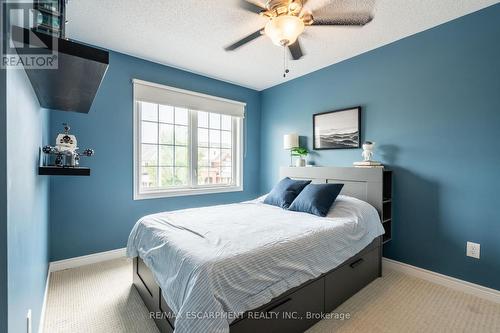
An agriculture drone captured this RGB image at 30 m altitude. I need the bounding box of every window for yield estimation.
[133,80,244,199]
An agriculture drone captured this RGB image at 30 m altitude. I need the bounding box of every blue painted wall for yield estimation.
[260,4,500,290]
[0,43,8,333]
[1,2,51,331]
[49,51,261,261]
[1,2,50,331]
[6,67,50,331]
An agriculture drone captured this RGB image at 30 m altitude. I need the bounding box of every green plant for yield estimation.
[291,147,309,157]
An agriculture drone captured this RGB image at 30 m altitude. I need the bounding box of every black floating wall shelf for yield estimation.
[38,166,91,176]
[12,26,109,113]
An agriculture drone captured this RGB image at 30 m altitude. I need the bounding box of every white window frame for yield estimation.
[133,80,244,200]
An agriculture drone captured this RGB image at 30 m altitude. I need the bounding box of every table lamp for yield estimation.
[283,133,299,167]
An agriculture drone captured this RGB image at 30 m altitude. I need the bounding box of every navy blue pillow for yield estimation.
[288,183,344,217]
[264,177,311,209]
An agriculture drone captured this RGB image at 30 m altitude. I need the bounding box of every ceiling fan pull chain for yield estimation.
[283,45,290,78]
[283,46,285,77]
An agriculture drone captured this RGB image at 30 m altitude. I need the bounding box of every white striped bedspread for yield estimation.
[126,195,384,333]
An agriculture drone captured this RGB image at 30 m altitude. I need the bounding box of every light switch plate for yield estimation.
[466,241,480,259]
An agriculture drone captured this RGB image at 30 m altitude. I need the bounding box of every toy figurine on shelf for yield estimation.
[42,123,94,167]
[353,141,383,168]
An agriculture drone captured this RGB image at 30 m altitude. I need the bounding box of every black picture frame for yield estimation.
[313,106,361,150]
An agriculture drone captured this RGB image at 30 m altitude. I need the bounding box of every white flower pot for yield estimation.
[295,157,306,167]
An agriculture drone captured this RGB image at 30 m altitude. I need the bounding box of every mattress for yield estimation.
[126,195,384,333]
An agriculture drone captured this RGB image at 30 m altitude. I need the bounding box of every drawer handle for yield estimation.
[350,258,364,269]
[265,298,292,313]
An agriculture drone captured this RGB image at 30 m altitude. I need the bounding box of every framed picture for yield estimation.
[313,106,361,150]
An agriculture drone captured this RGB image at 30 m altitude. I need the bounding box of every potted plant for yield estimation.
[291,147,308,167]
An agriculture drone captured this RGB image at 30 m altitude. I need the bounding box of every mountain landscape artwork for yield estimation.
[313,107,361,149]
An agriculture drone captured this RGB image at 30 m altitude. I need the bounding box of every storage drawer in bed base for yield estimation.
[325,245,380,312]
[230,277,324,333]
[133,236,382,333]
[133,258,175,333]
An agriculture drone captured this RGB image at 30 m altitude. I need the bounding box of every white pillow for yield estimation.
[245,194,268,204]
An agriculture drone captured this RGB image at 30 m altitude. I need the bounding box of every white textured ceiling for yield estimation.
[66,0,499,90]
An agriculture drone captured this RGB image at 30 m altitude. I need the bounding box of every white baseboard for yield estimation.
[49,248,127,273]
[38,267,50,333]
[383,257,500,304]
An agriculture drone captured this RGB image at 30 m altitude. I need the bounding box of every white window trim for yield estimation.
[133,80,244,200]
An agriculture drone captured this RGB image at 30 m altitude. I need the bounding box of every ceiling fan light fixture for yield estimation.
[265,15,304,46]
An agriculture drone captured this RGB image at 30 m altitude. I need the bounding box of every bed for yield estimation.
[127,167,391,333]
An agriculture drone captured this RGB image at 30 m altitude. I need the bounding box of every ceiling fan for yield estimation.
[225,0,374,61]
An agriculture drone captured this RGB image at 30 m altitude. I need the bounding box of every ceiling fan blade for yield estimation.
[225,29,264,51]
[239,0,265,14]
[312,14,373,26]
[288,39,304,60]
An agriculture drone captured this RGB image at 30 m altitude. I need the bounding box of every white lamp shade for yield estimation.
[283,133,299,149]
[265,15,305,46]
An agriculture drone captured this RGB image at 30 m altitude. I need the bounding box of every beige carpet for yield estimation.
[43,258,500,333]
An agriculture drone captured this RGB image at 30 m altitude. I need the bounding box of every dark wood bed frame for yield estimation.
[132,167,392,333]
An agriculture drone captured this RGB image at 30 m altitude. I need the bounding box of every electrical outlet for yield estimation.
[26,309,32,333]
[466,241,480,259]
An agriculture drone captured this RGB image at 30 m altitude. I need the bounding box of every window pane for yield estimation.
[141,102,157,121]
[209,167,220,184]
[159,123,174,145]
[198,111,208,128]
[175,125,188,145]
[159,105,174,123]
[221,115,231,131]
[141,166,158,188]
[159,146,173,166]
[175,107,188,125]
[198,128,208,147]
[221,131,231,149]
[220,167,232,184]
[136,85,242,195]
[141,121,158,144]
[209,148,220,167]
[175,146,188,167]
[174,167,188,186]
[197,167,210,185]
[221,149,232,166]
[159,167,174,187]
[209,113,220,129]
[141,144,158,166]
[198,148,209,167]
[209,129,220,148]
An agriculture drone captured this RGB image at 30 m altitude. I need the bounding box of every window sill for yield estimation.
[134,185,243,200]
